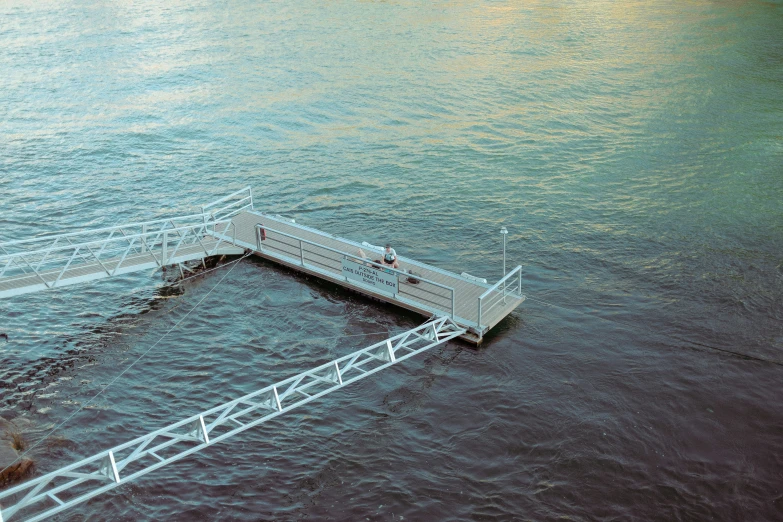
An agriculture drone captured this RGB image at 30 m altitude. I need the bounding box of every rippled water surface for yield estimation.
[1,0,782,520]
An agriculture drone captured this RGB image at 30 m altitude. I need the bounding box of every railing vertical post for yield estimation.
[249,187,254,209]
[518,269,522,294]
[299,240,305,266]
[477,296,482,329]
[162,231,168,266]
[141,224,147,253]
[451,288,455,320]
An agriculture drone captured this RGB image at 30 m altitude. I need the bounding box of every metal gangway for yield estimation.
[0,317,465,522]
[0,189,253,299]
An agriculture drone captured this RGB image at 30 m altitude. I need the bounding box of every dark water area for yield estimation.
[1,0,782,520]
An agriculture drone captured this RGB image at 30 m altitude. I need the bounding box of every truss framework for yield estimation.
[0,316,465,522]
[0,187,253,299]
[0,220,236,298]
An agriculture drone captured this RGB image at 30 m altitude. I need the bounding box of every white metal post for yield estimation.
[501,226,507,277]
[500,226,508,301]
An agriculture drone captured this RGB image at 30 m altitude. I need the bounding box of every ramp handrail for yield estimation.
[0,213,212,250]
[0,316,465,522]
[200,186,253,221]
[250,224,457,319]
[0,220,232,262]
[477,265,524,330]
[0,187,252,253]
[0,220,236,295]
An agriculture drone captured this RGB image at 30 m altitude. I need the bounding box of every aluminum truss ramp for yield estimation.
[0,188,253,299]
[0,316,465,522]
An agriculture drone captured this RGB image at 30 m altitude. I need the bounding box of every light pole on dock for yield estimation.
[500,226,508,301]
[500,226,508,276]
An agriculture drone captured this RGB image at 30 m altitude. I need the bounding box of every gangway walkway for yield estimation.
[0,189,251,299]
[0,317,465,522]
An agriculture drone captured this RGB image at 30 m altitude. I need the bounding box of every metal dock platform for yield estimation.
[217,210,524,342]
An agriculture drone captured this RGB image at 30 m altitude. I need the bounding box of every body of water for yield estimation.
[1,0,782,520]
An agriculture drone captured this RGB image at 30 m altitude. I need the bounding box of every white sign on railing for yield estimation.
[342,257,398,295]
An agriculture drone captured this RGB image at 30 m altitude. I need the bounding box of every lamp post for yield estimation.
[500,226,508,276]
[500,226,508,301]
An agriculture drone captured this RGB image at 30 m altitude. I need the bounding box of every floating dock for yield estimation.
[217,210,524,343]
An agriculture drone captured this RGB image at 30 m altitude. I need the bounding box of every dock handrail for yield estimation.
[251,224,457,319]
[477,265,524,330]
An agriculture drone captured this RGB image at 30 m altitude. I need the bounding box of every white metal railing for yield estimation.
[251,224,457,319]
[477,265,524,330]
[0,213,211,252]
[0,187,255,298]
[200,186,253,222]
[0,219,236,297]
[0,316,465,522]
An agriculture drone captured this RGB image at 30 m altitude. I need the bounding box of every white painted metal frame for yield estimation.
[0,220,237,298]
[259,212,499,290]
[0,316,465,522]
[477,265,525,330]
[0,188,255,299]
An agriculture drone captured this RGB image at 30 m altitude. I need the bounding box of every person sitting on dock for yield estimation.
[381,244,400,269]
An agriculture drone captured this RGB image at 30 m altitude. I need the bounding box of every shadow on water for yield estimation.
[0,255,241,415]
[244,254,438,329]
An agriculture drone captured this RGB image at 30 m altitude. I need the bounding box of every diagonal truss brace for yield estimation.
[0,316,465,522]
